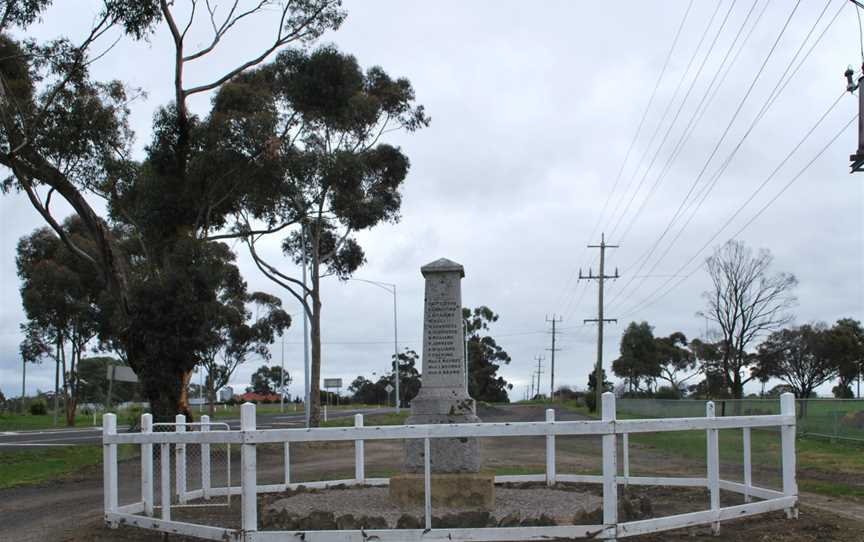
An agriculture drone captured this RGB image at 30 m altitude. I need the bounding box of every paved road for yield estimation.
[0,407,392,449]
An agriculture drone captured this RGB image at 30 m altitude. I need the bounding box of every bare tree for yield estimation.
[698,240,797,399]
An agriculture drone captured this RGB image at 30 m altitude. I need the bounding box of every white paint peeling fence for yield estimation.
[103,392,799,541]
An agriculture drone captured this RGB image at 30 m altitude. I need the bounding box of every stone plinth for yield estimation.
[403,258,482,474]
[389,472,495,508]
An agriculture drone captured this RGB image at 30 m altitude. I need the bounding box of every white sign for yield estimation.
[384,384,394,394]
[323,378,342,389]
[106,365,138,383]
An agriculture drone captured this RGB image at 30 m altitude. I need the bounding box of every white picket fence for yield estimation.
[102,392,799,541]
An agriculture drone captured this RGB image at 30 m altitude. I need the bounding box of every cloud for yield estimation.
[1,1,862,400]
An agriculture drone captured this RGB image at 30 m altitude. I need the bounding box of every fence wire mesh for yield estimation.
[616,398,864,443]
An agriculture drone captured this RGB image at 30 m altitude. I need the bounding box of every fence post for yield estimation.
[141,413,153,516]
[706,401,720,535]
[742,427,752,503]
[601,392,617,541]
[355,414,365,484]
[241,402,258,535]
[284,441,291,487]
[546,408,556,486]
[102,413,118,527]
[780,393,798,519]
[423,437,432,530]
[175,414,187,504]
[201,414,211,500]
[622,433,630,488]
[161,442,171,520]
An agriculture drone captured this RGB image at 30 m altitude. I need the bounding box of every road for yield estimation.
[0,406,391,449]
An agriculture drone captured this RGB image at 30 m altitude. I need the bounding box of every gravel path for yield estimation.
[264,486,601,526]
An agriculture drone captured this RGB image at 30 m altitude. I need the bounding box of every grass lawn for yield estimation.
[320,411,410,427]
[532,400,864,501]
[0,412,103,431]
[0,445,141,489]
[205,403,385,420]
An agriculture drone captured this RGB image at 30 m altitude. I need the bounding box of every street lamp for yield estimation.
[349,278,400,413]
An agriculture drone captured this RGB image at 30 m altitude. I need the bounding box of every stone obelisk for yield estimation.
[390,258,493,507]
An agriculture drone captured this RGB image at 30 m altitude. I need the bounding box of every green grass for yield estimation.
[205,403,384,420]
[0,443,139,490]
[548,401,864,502]
[320,411,410,427]
[0,412,104,431]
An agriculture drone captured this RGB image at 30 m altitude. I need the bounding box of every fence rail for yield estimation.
[102,392,799,541]
[616,397,864,443]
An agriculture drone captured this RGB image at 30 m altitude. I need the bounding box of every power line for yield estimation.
[607,0,735,240]
[610,0,843,313]
[555,0,696,318]
[610,0,838,313]
[618,112,855,319]
[614,0,764,245]
[605,0,806,310]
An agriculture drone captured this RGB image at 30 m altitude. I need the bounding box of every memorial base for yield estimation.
[389,472,495,508]
[404,394,480,473]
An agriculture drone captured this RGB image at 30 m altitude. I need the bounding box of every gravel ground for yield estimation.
[264,486,601,526]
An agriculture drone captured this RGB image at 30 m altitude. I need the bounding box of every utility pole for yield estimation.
[301,223,311,428]
[534,356,545,400]
[280,335,285,413]
[846,61,864,172]
[21,355,26,414]
[579,233,619,415]
[546,314,562,400]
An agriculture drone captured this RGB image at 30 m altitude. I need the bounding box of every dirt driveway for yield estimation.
[1,404,862,541]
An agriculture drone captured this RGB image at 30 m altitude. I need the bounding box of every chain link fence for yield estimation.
[616,398,864,443]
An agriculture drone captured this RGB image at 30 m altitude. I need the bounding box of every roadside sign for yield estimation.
[106,365,138,383]
[385,384,394,394]
[323,378,342,389]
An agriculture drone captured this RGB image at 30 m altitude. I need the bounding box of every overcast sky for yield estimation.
[1,0,862,401]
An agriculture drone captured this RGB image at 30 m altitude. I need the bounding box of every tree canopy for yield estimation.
[463,306,513,403]
[0,1,429,421]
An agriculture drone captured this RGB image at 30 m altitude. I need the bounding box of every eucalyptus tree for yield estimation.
[654,332,698,395]
[463,306,513,403]
[0,1,345,419]
[200,289,291,415]
[611,321,658,393]
[756,324,837,401]
[828,318,864,398]
[17,218,102,424]
[228,46,429,425]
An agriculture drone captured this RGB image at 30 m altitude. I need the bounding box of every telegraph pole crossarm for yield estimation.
[578,233,620,416]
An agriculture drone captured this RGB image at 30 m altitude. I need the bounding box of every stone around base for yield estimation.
[389,472,495,508]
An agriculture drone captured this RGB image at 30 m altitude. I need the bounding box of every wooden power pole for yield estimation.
[579,233,619,415]
[546,314,562,399]
[533,356,544,399]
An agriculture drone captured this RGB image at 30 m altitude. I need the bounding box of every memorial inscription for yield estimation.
[404,257,481,473]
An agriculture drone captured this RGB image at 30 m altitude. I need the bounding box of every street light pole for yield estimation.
[349,278,400,414]
[280,335,285,413]
[392,284,400,413]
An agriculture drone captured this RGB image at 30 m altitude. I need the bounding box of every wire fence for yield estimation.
[616,398,864,443]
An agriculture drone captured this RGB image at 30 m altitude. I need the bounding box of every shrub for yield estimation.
[655,386,681,399]
[125,405,144,431]
[29,401,47,416]
[586,393,597,413]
